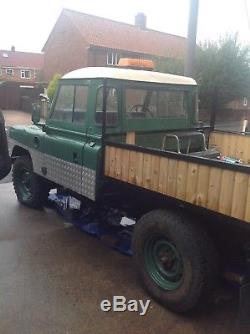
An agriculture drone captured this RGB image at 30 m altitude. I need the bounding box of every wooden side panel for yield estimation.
[105,146,250,223]
[210,132,250,164]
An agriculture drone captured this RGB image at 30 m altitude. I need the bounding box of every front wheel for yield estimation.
[13,156,49,209]
[132,209,218,313]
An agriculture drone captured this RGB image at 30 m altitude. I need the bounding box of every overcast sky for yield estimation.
[1,0,250,53]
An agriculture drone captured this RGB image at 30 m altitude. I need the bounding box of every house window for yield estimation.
[243,97,248,107]
[21,70,31,79]
[107,52,120,66]
[6,68,14,76]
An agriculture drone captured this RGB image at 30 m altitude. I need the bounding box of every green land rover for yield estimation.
[1,60,250,313]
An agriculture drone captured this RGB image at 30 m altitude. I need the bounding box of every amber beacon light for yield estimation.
[118,58,155,70]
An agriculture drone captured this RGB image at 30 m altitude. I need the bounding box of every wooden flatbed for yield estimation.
[105,131,250,223]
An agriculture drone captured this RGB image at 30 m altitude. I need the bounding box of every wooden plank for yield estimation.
[151,155,160,192]
[244,176,250,222]
[109,146,116,178]
[104,146,110,176]
[115,148,122,178]
[121,149,130,182]
[207,167,222,211]
[186,163,198,204]
[176,160,188,201]
[135,152,144,187]
[142,153,152,189]
[167,159,178,197]
[126,132,136,145]
[196,165,210,207]
[218,170,235,216]
[128,150,137,184]
[158,157,169,194]
[231,172,249,220]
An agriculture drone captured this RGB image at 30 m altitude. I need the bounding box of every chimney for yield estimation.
[135,13,147,29]
[11,46,15,52]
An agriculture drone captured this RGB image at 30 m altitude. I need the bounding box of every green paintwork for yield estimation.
[144,237,183,290]
[9,74,197,196]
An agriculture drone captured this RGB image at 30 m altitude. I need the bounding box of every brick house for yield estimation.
[0,48,44,110]
[42,9,186,81]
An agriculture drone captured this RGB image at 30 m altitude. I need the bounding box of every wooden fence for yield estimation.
[209,131,250,164]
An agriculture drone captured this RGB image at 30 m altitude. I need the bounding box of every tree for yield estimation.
[195,34,250,111]
[47,73,61,101]
[154,56,184,76]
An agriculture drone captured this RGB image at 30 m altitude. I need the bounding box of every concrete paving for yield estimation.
[0,182,246,334]
[3,110,31,127]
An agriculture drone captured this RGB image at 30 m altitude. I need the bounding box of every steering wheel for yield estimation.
[128,104,154,117]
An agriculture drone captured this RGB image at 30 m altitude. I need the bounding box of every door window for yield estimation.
[73,86,88,123]
[51,85,89,124]
[52,85,74,122]
[95,87,118,126]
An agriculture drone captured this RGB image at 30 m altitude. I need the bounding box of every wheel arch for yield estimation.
[12,145,31,159]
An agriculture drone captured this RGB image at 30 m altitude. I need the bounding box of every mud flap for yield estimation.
[0,110,11,180]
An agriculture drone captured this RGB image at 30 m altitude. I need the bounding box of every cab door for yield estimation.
[41,81,91,196]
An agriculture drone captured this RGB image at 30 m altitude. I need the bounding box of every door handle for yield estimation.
[33,136,40,148]
[73,152,78,163]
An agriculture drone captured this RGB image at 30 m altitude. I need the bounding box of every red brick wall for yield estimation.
[87,48,107,67]
[86,47,153,67]
[43,14,88,82]
[0,68,41,84]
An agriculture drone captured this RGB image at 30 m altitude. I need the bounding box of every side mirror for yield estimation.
[31,103,41,124]
[39,94,50,120]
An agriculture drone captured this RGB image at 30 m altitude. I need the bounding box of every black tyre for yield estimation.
[132,209,218,313]
[13,155,49,209]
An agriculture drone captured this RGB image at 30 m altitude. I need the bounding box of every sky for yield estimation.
[1,0,250,53]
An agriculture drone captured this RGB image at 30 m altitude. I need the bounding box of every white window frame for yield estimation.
[107,52,119,66]
[20,69,31,79]
[6,68,14,76]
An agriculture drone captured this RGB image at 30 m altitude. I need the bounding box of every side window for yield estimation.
[52,85,74,122]
[95,87,118,126]
[51,85,89,124]
[73,86,88,123]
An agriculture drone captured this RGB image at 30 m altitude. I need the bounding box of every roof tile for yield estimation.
[63,9,186,58]
[0,50,44,69]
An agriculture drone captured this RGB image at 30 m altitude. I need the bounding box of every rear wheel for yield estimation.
[132,209,218,313]
[13,156,49,208]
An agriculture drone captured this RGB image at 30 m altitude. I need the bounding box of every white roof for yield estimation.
[62,67,197,86]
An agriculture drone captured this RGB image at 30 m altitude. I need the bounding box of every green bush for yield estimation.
[47,74,61,101]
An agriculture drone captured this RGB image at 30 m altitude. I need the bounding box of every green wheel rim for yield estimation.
[144,236,183,291]
[16,167,32,201]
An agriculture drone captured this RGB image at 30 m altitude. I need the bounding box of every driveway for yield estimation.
[0,182,247,334]
[3,109,31,127]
